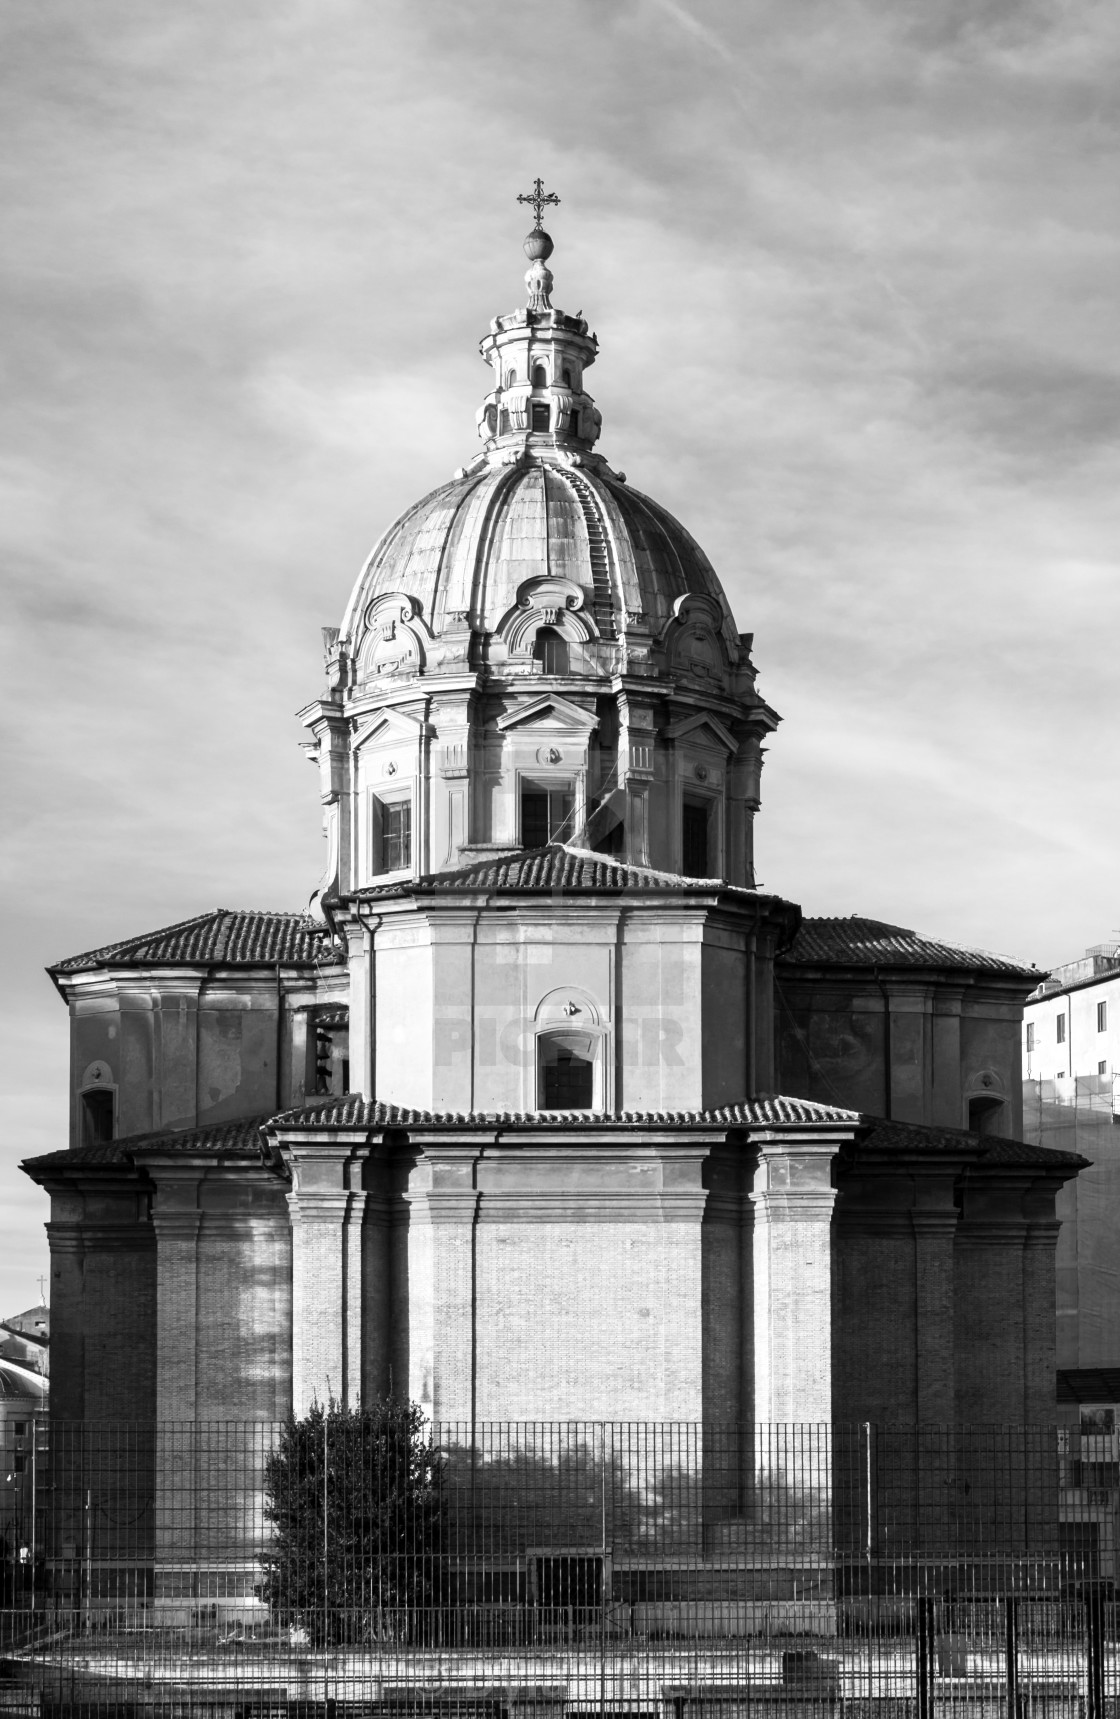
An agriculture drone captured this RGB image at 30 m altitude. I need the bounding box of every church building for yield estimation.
[25,197,1083,1450]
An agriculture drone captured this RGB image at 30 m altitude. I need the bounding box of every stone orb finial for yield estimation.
[524,228,554,262]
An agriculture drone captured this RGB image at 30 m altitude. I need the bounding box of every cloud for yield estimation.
[0,0,1116,1309]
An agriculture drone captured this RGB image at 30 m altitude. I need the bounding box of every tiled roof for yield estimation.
[22,1114,272,1176]
[267,1094,860,1130]
[354,844,751,900]
[858,1118,1086,1170]
[51,909,330,975]
[781,916,1039,980]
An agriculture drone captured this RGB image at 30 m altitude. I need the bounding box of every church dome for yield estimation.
[338,211,745,675]
[340,460,740,655]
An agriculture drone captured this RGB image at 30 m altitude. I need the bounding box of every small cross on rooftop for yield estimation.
[517,177,560,230]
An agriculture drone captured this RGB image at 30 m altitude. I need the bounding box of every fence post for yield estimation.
[917,1594,935,1719]
[1086,1585,1105,1719]
[1004,1595,1018,1719]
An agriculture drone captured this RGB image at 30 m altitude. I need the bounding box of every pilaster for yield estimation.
[151,1186,202,1425]
[751,1132,840,1423]
[287,1147,364,1412]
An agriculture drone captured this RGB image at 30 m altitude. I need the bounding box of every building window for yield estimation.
[1026,1023,1035,1052]
[499,408,511,434]
[533,627,569,675]
[381,799,411,872]
[1099,1001,1108,1033]
[521,783,574,849]
[531,402,550,432]
[562,368,573,387]
[681,796,710,877]
[531,362,548,388]
[538,1031,596,1111]
[13,1455,24,1473]
[1057,1015,1067,1044]
[80,1087,114,1148]
[968,1095,1004,1137]
[1100,1061,1109,1077]
[312,1006,350,1096]
[568,409,580,436]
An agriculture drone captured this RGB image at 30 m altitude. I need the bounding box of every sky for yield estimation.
[1,0,1117,1315]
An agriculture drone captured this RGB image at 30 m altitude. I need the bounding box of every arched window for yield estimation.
[562,368,573,387]
[80,1087,114,1147]
[505,368,516,387]
[538,1031,596,1110]
[531,362,548,388]
[533,626,569,675]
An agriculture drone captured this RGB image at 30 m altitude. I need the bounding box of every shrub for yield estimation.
[259,1397,443,1645]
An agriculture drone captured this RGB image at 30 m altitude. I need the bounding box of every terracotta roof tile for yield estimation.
[51,910,330,975]
[22,1114,272,1176]
[858,1117,1086,1170]
[354,844,749,900]
[267,1094,860,1130]
[781,915,1039,980]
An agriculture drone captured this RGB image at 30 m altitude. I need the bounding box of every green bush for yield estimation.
[259,1397,444,1645]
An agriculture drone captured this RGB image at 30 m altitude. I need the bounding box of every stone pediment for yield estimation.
[494,693,599,736]
[664,711,738,754]
[352,707,432,752]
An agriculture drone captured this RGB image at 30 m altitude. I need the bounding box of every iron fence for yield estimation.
[0,1419,1116,1717]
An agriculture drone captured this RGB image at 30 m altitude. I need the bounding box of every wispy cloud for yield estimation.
[0,0,1116,1307]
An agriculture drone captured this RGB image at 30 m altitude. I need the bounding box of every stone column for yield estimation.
[287,1147,364,1413]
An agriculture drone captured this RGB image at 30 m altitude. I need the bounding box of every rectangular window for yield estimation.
[13,1455,24,1473]
[381,799,411,872]
[568,409,580,436]
[531,402,550,432]
[1057,1015,1067,1044]
[1100,1061,1109,1077]
[521,783,574,849]
[1099,1001,1108,1033]
[681,797,710,877]
[1026,1023,1035,1052]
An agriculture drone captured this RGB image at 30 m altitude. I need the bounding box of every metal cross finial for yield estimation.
[517,177,560,230]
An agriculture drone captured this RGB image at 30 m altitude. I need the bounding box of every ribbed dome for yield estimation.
[341,459,740,650]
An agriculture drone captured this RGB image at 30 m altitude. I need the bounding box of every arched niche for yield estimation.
[495,576,599,659]
[660,592,731,687]
[356,592,434,682]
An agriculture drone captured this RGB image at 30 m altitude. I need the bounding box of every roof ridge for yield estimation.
[50,907,327,976]
[265,1092,861,1130]
[783,914,1038,978]
[49,907,220,973]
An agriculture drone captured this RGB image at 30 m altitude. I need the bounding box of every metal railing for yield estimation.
[0,1418,1115,1715]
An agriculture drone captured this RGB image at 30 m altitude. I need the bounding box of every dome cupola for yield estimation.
[300,187,780,907]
